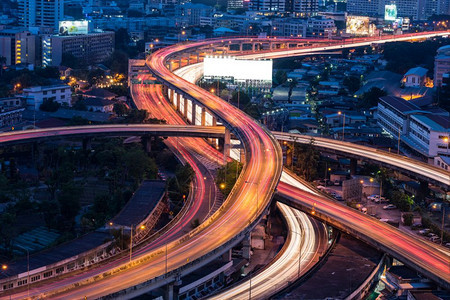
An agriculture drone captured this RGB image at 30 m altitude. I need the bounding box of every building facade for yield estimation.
[42,31,114,66]
[434,45,450,88]
[22,85,72,109]
[377,96,449,161]
[0,29,37,66]
[249,0,286,13]
[18,0,64,29]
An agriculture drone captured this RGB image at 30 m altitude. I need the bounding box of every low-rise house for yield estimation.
[402,67,428,88]
[82,98,115,113]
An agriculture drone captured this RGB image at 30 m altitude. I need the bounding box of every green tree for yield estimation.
[294,138,320,181]
[216,161,243,197]
[58,183,82,228]
[40,98,61,112]
[114,102,129,116]
[343,75,361,94]
[230,90,251,108]
[358,87,387,109]
[0,212,17,257]
[275,70,287,85]
[61,52,79,68]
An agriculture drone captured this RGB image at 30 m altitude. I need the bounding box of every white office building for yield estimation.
[22,85,72,109]
[377,96,450,161]
[434,45,450,88]
[18,0,64,29]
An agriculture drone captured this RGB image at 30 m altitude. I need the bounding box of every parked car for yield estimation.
[335,195,343,201]
[383,204,397,210]
[334,180,341,186]
[430,236,440,243]
[375,197,389,203]
[419,229,430,235]
[361,207,368,214]
[368,195,380,201]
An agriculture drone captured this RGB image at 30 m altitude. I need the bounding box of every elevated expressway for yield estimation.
[156,33,449,290]
[1,32,449,298]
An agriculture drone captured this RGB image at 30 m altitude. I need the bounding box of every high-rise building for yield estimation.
[346,0,382,16]
[293,0,318,16]
[434,45,450,88]
[18,0,64,29]
[0,28,37,66]
[43,30,114,66]
[249,0,286,13]
[228,0,244,10]
[347,0,448,19]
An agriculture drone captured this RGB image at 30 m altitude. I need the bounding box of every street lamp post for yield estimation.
[338,111,345,141]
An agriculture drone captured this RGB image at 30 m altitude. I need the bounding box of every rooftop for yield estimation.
[404,67,428,77]
[379,95,421,114]
[412,114,450,132]
[83,88,117,99]
[111,180,166,227]
[81,97,115,107]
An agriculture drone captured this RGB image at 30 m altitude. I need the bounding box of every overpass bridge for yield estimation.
[1,32,449,298]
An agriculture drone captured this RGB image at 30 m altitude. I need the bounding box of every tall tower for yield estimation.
[18,0,64,29]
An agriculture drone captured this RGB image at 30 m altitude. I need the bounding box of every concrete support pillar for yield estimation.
[223,128,231,160]
[201,107,206,126]
[350,158,357,175]
[197,53,200,62]
[222,249,232,262]
[176,93,181,110]
[178,59,182,68]
[169,62,173,72]
[252,43,256,52]
[242,233,251,260]
[192,102,197,125]
[212,117,217,127]
[240,148,246,165]
[165,283,174,300]
[82,137,92,151]
[239,43,243,52]
[184,97,188,118]
[142,136,152,153]
[169,89,174,103]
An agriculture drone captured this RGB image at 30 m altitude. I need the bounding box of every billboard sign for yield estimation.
[385,4,397,21]
[346,16,370,36]
[59,20,90,35]
[203,56,272,82]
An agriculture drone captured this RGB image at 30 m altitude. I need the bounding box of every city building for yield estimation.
[0,28,37,66]
[402,67,428,88]
[249,0,286,13]
[0,97,23,107]
[434,45,450,87]
[0,106,24,129]
[346,0,445,19]
[21,85,72,109]
[377,95,450,161]
[227,0,244,10]
[42,30,114,66]
[81,98,115,113]
[18,0,64,29]
[176,3,215,27]
[293,0,318,16]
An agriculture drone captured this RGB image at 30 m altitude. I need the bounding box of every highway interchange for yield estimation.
[0,32,449,299]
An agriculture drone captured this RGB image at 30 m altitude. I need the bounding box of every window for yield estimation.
[61,95,65,99]
[17,279,27,286]
[67,262,75,270]
[30,275,40,282]
[3,283,13,290]
[52,90,56,94]
[56,267,64,274]
[43,91,48,95]
[43,271,53,278]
